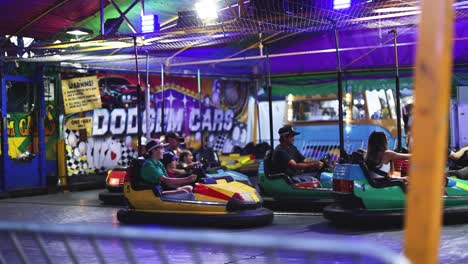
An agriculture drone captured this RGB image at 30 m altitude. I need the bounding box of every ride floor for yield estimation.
[0,189,466,263]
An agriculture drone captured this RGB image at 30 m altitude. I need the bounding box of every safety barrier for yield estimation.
[0,221,409,264]
[295,139,365,162]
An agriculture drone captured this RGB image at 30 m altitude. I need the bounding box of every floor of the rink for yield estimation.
[0,189,466,263]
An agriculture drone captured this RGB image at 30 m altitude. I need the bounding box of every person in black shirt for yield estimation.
[447,146,468,179]
[271,125,324,181]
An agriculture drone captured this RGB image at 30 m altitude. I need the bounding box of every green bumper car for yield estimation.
[257,150,335,204]
[323,154,468,226]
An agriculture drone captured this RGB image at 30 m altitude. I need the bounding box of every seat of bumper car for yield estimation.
[263,150,293,185]
[350,150,407,192]
[290,175,318,183]
[129,157,159,191]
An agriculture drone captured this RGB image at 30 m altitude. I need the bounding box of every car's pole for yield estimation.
[265,43,274,150]
[390,29,403,152]
[160,64,165,134]
[133,36,142,156]
[330,20,346,163]
[145,51,151,141]
[197,69,203,147]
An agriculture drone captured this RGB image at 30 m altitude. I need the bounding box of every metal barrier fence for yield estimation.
[294,139,367,162]
[0,221,409,264]
[295,139,399,162]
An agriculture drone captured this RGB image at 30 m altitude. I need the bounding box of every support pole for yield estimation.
[390,29,403,151]
[404,1,453,263]
[100,0,105,35]
[37,65,46,187]
[264,44,274,149]
[133,37,142,156]
[331,20,346,163]
[145,52,151,140]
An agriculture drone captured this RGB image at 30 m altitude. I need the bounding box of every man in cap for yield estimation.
[165,131,185,156]
[141,139,196,196]
[271,125,323,180]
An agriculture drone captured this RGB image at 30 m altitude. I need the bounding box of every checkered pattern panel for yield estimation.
[118,142,136,167]
[213,134,228,152]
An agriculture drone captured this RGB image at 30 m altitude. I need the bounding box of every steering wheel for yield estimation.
[319,154,334,173]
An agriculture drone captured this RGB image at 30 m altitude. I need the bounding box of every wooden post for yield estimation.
[404,1,454,264]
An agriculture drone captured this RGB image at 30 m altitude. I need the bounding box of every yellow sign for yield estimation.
[62,76,102,114]
[65,117,93,131]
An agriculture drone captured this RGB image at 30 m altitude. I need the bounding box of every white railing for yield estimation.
[0,221,409,264]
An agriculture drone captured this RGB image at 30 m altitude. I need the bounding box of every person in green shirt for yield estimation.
[141,139,196,195]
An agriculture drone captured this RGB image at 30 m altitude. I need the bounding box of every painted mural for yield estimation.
[4,103,58,160]
[63,73,252,176]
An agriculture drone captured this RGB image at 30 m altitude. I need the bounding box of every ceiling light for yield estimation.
[66,27,93,36]
[374,7,419,13]
[334,0,351,10]
[141,14,160,33]
[195,0,218,21]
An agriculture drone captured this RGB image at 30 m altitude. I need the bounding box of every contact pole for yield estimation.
[265,44,274,149]
[145,51,151,140]
[197,69,203,147]
[331,20,346,163]
[390,29,403,151]
[133,37,142,156]
[160,64,165,134]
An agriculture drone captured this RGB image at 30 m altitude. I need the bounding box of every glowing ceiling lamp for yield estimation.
[66,27,93,36]
[334,0,351,10]
[141,14,159,33]
[195,0,218,21]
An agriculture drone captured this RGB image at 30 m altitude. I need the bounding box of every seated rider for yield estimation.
[365,131,410,180]
[271,125,324,182]
[447,145,468,179]
[162,151,191,178]
[165,131,185,156]
[140,139,196,195]
[178,150,202,172]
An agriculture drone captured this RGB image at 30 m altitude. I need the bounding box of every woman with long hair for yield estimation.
[365,131,410,179]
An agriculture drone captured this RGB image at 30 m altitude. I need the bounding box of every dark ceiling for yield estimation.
[1,0,468,76]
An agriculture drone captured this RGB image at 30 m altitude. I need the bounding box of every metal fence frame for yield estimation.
[0,221,409,264]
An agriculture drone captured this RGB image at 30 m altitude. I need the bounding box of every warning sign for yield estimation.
[62,76,102,114]
[65,117,93,131]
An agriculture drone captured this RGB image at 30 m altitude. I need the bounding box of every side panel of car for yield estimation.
[353,180,406,210]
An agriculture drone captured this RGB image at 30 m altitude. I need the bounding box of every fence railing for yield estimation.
[0,221,409,264]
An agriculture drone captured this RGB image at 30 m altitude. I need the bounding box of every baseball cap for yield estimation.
[165,131,185,142]
[278,125,300,136]
[162,152,178,167]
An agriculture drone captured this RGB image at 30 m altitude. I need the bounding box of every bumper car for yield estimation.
[197,147,254,186]
[323,152,468,226]
[257,150,335,204]
[100,149,254,205]
[117,158,273,227]
[98,168,126,204]
[218,153,259,177]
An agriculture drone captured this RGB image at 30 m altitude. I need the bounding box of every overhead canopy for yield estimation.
[1,1,468,77]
